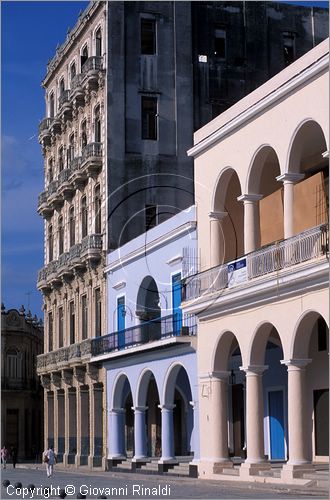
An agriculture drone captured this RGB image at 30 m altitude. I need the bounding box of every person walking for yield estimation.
[43,445,57,478]
[10,446,17,468]
[1,446,9,469]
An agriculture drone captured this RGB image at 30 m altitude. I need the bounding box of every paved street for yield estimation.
[0,466,327,500]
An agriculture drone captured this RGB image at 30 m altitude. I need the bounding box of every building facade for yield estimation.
[1,306,44,460]
[182,39,329,482]
[91,207,199,475]
[36,1,328,471]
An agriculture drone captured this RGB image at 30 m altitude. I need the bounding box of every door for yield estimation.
[268,390,285,460]
[232,384,245,457]
[172,273,182,335]
[117,296,125,349]
[314,389,329,456]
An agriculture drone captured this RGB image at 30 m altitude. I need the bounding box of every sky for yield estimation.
[1,0,329,318]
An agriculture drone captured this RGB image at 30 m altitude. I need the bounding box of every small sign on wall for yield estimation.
[227,258,247,288]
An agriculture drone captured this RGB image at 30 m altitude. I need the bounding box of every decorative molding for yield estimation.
[209,211,228,220]
[112,280,126,290]
[237,194,263,203]
[166,255,183,266]
[276,173,305,184]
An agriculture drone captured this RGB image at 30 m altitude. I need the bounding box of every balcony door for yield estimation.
[268,389,286,460]
[172,273,182,335]
[117,296,125,349]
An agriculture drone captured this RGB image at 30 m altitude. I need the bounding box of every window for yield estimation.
[81,196,88,238]
[145,204,157,231]
[58,307,64,348]
[70,62,76,84]
[141,96,158,140]
[58,146,64,172]
[49,93,55,118]
[283,33,295,66]
[318,318,328,351]
[94,105,101,142]
[95,288,101,337]
[214,28,226,59]
[69,301,75,344]
[48,312,53,351]
[81,295,88,340]
[48,225,53,262]
[141,19,156,55]
[95,28,102,57]
[48,159,53,182]
[81,45,88,69]
[59,77,65,97]
[81,120,87,150]
[58,216,64,255]
[94,185,101,234]
[67,134,75,167]
[6,349,20,379]
[69,206,75,247]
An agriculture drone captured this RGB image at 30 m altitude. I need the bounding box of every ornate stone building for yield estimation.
[1,305,43,460]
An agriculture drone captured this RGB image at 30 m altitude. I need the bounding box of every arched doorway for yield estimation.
[110,373,134,459]
[136,276,161,341]
[136,370,161,458]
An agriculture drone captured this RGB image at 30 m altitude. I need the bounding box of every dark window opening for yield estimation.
[81,196,88,238]
[214,28,226,59]
[49,93,55,118]
[318,318,328,351]
[69,206,75,247]
[81,120,87,150]
[59,147,64,172]
[145,204,157,231]
[67,134,75,167]
[94,105,101,142]
[96,28,102,57]
[58,307,64,348]
[94,185,101,234]
[70,62,76,83]
[48,159,53,182]
[48,312,53,352]
[81,45,88,69]
[82,295,88,340]
[59,78,65,97]
[283,33,295,66]
[48,225,53,262]
[141,96,157,140]
[95,288,101,337]
[141,19,156,55]
[69,301,75,344]
[58,216,64,255]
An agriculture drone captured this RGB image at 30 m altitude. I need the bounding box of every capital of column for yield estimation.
[158,404,176,411]
[240,365,268,376]
[131,406,148,413]
[209,211,228,221]
[109,407,126,415]
[211,370,231,380]
[280,359,312,371]
[237,193,263,204]
[276,173,305,184]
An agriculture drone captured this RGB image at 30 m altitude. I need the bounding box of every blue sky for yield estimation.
[1,0,328,318]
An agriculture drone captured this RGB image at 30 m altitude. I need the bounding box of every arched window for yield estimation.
[58,146,64,172]
[69,206,75,247]
[70,62,76,84]
[94,185,101,234]
[58,215,64,255]
[81,196,88,238]
[67,133,74,167]
[6,348,21,379]
[94,105,101,142]
[48,224,53,262]
[49,92,55,118]
[81,45,88,69]
[81,120,87,150]
[48,158,53,182]
[59,77,65,97]
[95,28,102,57]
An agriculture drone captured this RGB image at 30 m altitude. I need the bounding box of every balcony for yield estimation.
[81,234,103,264]
[70,74,85,103]
[70,156,87,189]
[68,242,85,271]
[37,339,92,375]
[81,56,103,88]
[38,117,54,145]
[58,90,72,120]
[58,168,74,200]
[182,224,329,304]
[91,313,194,358]
[48,179,63,210]
[37,190,53,218]
[81,142,102,177]
[50,116,61,135]
[57,252,73,280]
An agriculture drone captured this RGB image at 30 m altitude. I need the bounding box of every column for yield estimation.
[57,390,65,462]
[158,404,177,463]
[276,173,304,239]
[237,194,263,254]
[67,388,77,465]
[209,211,227,267]
[132,406,148,461]
[108,408,125,459]
[77,386,90,465]
[90,384,103,467]
[281,359,312,479]
[240,365,269,476]
[47,392,54,449]
[209,372,232,468]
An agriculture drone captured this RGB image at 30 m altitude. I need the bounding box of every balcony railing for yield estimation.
[37,340,92,373]
[59,90,70,108]
[82,142,102,160]
[183,224,329,302]
[81,56,102,74]
[70,156,82,172]
[81,234,102,252]
[39,117,54,135]
[48,180,59,196]
[71,74,83,92]
[58,168,71,185]
[38,191,48,206]
[92,313,194,357]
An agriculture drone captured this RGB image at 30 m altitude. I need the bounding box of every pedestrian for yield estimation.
[1,445,9,469]
[43,445,57,478]
[10,446,17,468]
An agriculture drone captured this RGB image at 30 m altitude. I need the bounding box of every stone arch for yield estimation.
[136,368,160,408]
[212,330,244,372]
[287,119,328,175]
[291,310,329,360]
[247,321,284,366]
[112,372,132,409]
[136,276,160,321]
[246,145,281,195]
[163,362,193,407]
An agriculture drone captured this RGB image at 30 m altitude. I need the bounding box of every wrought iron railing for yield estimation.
[39,117,54,134]
[71,74,83,92]
[48,180,59,196]
[92,313,194,357]
[59,90,70,108]
[183,224,328,302]
[70,156,82,172]
[82,142,102,160]
[81,56,102,74]
[37,340,92,372]
[69,243,82,260]
[38,191,48,206]
[81,234,103,252]
[58,168,71,185]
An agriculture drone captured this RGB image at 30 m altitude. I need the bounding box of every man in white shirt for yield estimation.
[43,445,57,477]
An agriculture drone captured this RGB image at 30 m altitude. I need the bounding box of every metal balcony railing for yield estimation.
[39,117,54,134]
[69,243,82,260]
[81,56,102,74]
[38,191,48,206]
[59,90,70,108]
[82,142,102,160]
[183,224,329,302]
[71,74,83,92]
[58,169,71,185]
[81,234,102,252]
[70,156,82,172]
[48,180,59,196]
[92,313,193,357]
[37,340,92,372]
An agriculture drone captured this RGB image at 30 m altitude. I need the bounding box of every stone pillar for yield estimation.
[276,173,304,239]
[67,388,77,465]
[158,404,176,463]
[108,409,126,459]
[77,386,90,466]
[90,384,103,468]
[209,372,232,472]
[132,406,148,462]
[57,390,65,462]
[237,194,263,254]
[47,392,54,449]
[281,359,313,480]
[240,365,269,477]
[209,211,227,267]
